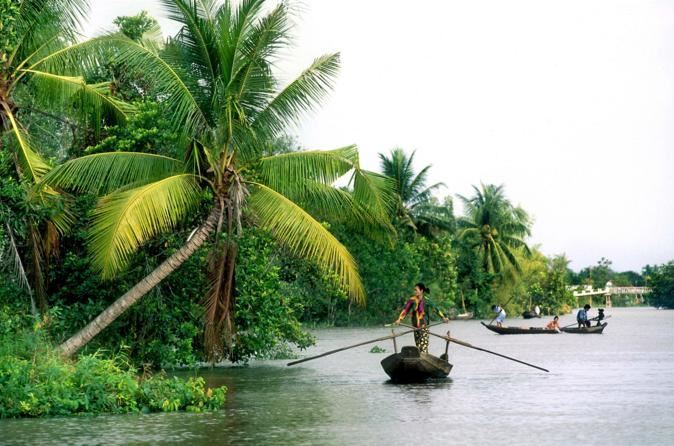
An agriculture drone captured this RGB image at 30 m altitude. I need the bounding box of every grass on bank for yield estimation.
[0,330,226,418]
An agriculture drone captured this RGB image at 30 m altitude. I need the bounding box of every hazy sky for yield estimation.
[84,0,674,272]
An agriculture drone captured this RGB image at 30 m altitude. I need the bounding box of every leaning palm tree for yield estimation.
[44,0,395,358]
[0,0,130,312]
[378,148,447,232]
[457,183,531,275]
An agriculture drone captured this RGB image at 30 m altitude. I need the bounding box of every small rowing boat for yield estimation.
[522,310,541,319]
[481,321,559,335]
[561,323,608,334]
[380,346,452,383]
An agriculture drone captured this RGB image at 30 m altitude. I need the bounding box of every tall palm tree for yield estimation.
[378,148,448,232]
[0,0,129,312]
[44,0,395,358]
[457,183,531,275]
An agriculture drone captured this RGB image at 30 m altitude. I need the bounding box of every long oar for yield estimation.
[287,329,415,366]
[561,315,611,330]
[397,323,549,373]
[287,321,449,366]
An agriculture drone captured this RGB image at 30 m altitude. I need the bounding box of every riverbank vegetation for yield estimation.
[1,0,672,419]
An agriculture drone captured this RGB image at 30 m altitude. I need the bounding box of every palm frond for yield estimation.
[252,53,341,141]
[42,152,184,195]
[30,34,209,139]
[257,145,358,193]
[24,70,134,129]
[161,0,218,83]
[88,174,202,278]
[248,182,365,303]
[1,104,50,180]
[351,170,397,221]
[278,180,395,241]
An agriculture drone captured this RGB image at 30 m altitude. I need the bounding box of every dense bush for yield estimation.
[645,261,674,308]
[0,330,226,418]
[288,225,459,326]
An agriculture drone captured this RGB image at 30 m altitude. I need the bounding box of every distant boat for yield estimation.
[481,321,559,335]
[561,323,607,334]
[380,346,452,383]
[522,310,541,319]
[451,312,474,320]
[450,290,474,320]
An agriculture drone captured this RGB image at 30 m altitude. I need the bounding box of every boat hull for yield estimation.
[561,322,607,334]
[381,346,452,383]
[522,311,541,319]
[481,321,559,335]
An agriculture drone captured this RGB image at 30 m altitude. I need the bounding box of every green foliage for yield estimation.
[84,101,180,157]
[0,330,226,418]
[291,225,458,326]
[458,183,531,276]
[378,147,451,234]
[571,257,645,289]
[644,261,674,308]
[229,230,315,362]
[113,11,159,42]
[369,346,386,353]
[0,0,20,62]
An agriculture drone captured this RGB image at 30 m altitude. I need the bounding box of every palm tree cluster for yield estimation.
[1,0,537,360]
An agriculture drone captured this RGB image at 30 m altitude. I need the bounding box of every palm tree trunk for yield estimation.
[58,206,221,357]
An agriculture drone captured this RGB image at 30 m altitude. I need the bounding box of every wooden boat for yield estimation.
[481,321,559,335]
[449,291,475,320]
[522,310,541,319]
[561,323,607,334]
[380,346,452,383]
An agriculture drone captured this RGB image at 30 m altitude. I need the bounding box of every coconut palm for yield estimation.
[457,183,531,275]
[0,0,130,312]
[378,148,449,233]
[44,0,395,358]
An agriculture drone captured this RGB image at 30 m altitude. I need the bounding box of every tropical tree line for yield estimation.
[1,2,666,373]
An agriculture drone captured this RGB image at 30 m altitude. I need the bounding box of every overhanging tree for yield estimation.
[44,0,395,359]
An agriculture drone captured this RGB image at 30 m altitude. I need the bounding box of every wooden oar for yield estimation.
[561,315,611,330]
[287,321,448,366]
[397,323,549,373]
[287,329,416,366]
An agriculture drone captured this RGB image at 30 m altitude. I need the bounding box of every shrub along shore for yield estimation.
[0,330,226,418]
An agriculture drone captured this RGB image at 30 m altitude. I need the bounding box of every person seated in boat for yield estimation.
[491,304,506,327]
[394,283,449,353]
[546,315,561,331]
[534,305,541,317]
[595,308,605,326]
[576,304,591,328]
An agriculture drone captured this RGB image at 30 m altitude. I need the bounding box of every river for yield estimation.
[2,307,673,445]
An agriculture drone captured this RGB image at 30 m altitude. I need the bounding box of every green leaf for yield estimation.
[42,152,184,195]
[248,182,365,303]
[88,174,203,278]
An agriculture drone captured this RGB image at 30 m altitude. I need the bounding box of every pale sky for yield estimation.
[84,0,674,272]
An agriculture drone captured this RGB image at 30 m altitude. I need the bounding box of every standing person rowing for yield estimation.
[393,283,449,353]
